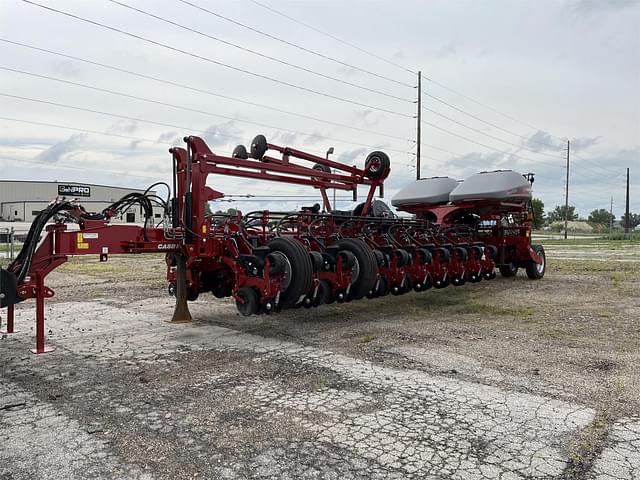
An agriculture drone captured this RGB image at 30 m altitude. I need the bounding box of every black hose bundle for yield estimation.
[9,200,77,282]
[8,183,171,284]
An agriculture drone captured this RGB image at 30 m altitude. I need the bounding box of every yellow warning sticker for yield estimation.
[76,233,90,249]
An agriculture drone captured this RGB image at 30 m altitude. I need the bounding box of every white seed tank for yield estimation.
[449,170,531,203]
[391,177,459,208]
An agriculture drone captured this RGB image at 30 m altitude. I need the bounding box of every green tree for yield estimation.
[531,198,545,229]
[620,212,640,230]
[547,205,578,222]
[588,208,614,225]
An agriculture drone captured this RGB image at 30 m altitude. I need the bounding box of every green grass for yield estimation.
[551,259,640,274]
[0,243,22,253]
[539,238,634,247]
[565,414,609,479]
[537,233,639,247]
[606,232,640,241]
[358,334,376,343]
[611,272,625,288]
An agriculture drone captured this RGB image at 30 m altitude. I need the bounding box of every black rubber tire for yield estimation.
[166,253,178,267]
[434,276,450,289]
[311,163,331,183]
[262,299,275,314]
[453,246,468,262]
[498,263,519,277]
[313,163,331,173]
[334,238,378,300]
[211,284,232,298]
[267,252,287,276]
[267,237,313,309]
[232,144,248,159]
[236,287,259,316]
[483,270,497,280]
[525,244,546,280]
[416,248,432,265]
[401,274,412,293]
[471,245,484,260]
[376,276,389,296]
[372,249,386,267]
[485,245,498,260]
[467,272,482,283]
[187,287,199,301]
[250,134,268,160]
[302,295,314,309]
[309,251,324,272]
[314,280,332,306]
[393,249,411,267]
[371,249,387,267]
[435,247,451,263]
[364,151,390,179]
[338,250,357,269]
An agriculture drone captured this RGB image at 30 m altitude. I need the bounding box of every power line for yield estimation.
[246,0,417,76]
[0,116,172,148]
[422,91,564,151]
[176,0,414,88]
[421,105,564,159]
[0,66,412,154]
[0,121,395,190]
[572,153,628,177]
[420,119,564,168]
[0,94,398,162]
[0,38,413,143]
[0,91,246,142]
[106,0,412,103]
[20,0,413,118]
[0,149,167,182]
[245,0,567,142]
[421,80,565,141]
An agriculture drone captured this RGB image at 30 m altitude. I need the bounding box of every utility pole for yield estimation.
[609,196,614,238]
[416,70,422,180]
[625,167,630,233]
[564,140,570,240]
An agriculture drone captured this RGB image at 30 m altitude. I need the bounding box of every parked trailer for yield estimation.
[0,135,544,354]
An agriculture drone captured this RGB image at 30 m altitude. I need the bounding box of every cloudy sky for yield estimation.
[1,0,638,217]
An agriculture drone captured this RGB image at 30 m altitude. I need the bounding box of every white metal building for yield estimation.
[0,180,164,224]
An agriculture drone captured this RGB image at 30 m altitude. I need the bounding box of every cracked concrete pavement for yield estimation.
[0,298,633,479]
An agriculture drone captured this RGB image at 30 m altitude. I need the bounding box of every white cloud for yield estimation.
[35,133,87,163]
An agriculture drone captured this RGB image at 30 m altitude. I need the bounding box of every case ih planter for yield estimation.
[0,135,545,353]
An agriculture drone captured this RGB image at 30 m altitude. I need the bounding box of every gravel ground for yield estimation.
[1,242,639,479]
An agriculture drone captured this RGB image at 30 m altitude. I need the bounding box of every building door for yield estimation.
[126,212,135,223]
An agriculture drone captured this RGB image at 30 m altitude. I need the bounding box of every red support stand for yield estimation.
[31,273,55,354]
[1,303,17,334]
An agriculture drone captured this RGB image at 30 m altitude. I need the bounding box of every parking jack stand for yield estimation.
[1,304,17,334]
[170,255,192,323]
[31,273,55,354]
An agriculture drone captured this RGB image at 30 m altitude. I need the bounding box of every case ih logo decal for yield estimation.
[157,244,180,250]
[58,184,91,197]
